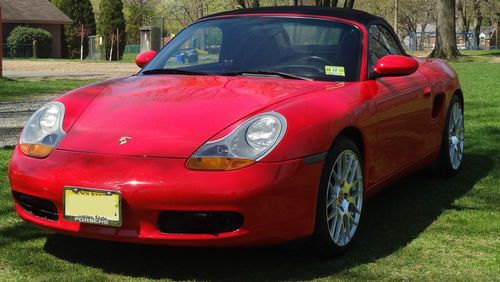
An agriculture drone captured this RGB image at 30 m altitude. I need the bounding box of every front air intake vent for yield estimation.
[13,192,59,221]
[158,211,243,234]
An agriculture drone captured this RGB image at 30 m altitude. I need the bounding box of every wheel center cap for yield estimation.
[342,181,353,193]
[338,181,353,206]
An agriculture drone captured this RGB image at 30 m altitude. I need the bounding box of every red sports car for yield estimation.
[8,7,464,256]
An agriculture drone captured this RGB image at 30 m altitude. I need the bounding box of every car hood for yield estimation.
[58,75,334,158]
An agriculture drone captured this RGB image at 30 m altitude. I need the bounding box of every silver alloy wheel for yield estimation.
[448,102,464,170]
[326,150,363,247]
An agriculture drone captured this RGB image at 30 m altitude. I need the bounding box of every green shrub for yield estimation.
[6,26,53,58]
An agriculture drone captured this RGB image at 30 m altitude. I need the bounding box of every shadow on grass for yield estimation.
[0,222,49,248]
[41,153,491,281]
[474,51,500,57]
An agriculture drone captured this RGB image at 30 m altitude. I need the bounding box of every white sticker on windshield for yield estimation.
[325,66,345,76]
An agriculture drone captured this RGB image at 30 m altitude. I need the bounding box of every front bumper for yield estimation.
[8,147,323,246]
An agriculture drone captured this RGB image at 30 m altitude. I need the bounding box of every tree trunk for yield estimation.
[316,0,330,6]
[234,0,246,8]
[491,20,499,49]
[344,0,355,8]
[116,28,120,61]
[429,0,460,59]
[109,33,114,62]
[197,1,204,18]
[1,7,3,78]
[80,35,84,60]
[316,0,338,7]
[394,0,398,39]
[79,24,85,60]
[457,0,469,33]
[472,0,483,49]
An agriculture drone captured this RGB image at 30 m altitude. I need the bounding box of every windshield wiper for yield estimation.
[142,68,210,76]
[221,70,312,81]
[142,69,312,81]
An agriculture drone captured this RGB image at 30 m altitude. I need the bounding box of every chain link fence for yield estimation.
[2,44,34,58]
[124,44,140,54]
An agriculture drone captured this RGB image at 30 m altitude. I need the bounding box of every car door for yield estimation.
[367,25,431,183]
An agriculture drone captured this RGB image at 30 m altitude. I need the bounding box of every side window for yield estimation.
[368,25,403,66]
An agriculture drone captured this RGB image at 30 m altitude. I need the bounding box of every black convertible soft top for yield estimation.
[200,6,405,55]
[201,6,389,28]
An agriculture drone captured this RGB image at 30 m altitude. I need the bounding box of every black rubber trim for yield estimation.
[304,152,328,164]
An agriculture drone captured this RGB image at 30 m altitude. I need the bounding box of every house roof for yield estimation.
[0,0,72,25]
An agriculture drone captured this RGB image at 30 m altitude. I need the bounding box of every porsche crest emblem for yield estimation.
[118,137,131,145]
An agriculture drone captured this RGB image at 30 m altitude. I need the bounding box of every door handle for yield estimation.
[423,86,432,97]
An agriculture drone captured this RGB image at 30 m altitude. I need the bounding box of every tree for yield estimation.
[233,0,260,8]
[457,0,485,49]
[159,0,237,32]
[313,0,354,8]
[52,0,96,59]
[159,0,362,34]
[429,0,459,59]
[397,0,436,50]
[355,0,393,20]
[483,0,499,48]
[344,0,355,8]
[457,0,472,36]
[234,0,246,8]
[97,0,126,60]
[471,0,483,49]
[124,0,156,44]
[315,0,339,7]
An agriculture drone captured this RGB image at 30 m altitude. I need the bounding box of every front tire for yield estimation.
[312,136,364,257]
[436,95,464,176]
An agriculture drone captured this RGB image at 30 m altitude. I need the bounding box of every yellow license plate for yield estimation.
[63,187,122,227]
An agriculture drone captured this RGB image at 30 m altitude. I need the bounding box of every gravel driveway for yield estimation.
[0,94,59,147]
[3,59,139,80]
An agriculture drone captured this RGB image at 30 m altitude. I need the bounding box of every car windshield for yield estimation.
[141,16,362,82]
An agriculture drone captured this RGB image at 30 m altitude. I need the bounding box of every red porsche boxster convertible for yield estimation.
[8,7,464,255]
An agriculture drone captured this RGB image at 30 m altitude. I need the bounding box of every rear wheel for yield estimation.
[436,95,464,176]
[313,137,363,257]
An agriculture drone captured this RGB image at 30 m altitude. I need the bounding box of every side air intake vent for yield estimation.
[158,211,243,234]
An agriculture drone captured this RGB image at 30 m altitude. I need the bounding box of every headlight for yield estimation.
[20,102,66,158]
[187,112,287,170]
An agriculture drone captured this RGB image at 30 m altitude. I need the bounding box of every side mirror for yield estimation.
[135,50,157,68]
[374,55,419,77]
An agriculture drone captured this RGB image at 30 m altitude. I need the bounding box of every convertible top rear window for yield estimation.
[142,17,362,82]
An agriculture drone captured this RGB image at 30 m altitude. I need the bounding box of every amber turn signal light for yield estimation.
[186,157,256,171]
[20,144,54,158]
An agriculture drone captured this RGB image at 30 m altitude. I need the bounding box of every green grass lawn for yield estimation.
[5,53,139,64]
[0,52,499,281]
[0,78,96,100]
[121,52,139,63]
